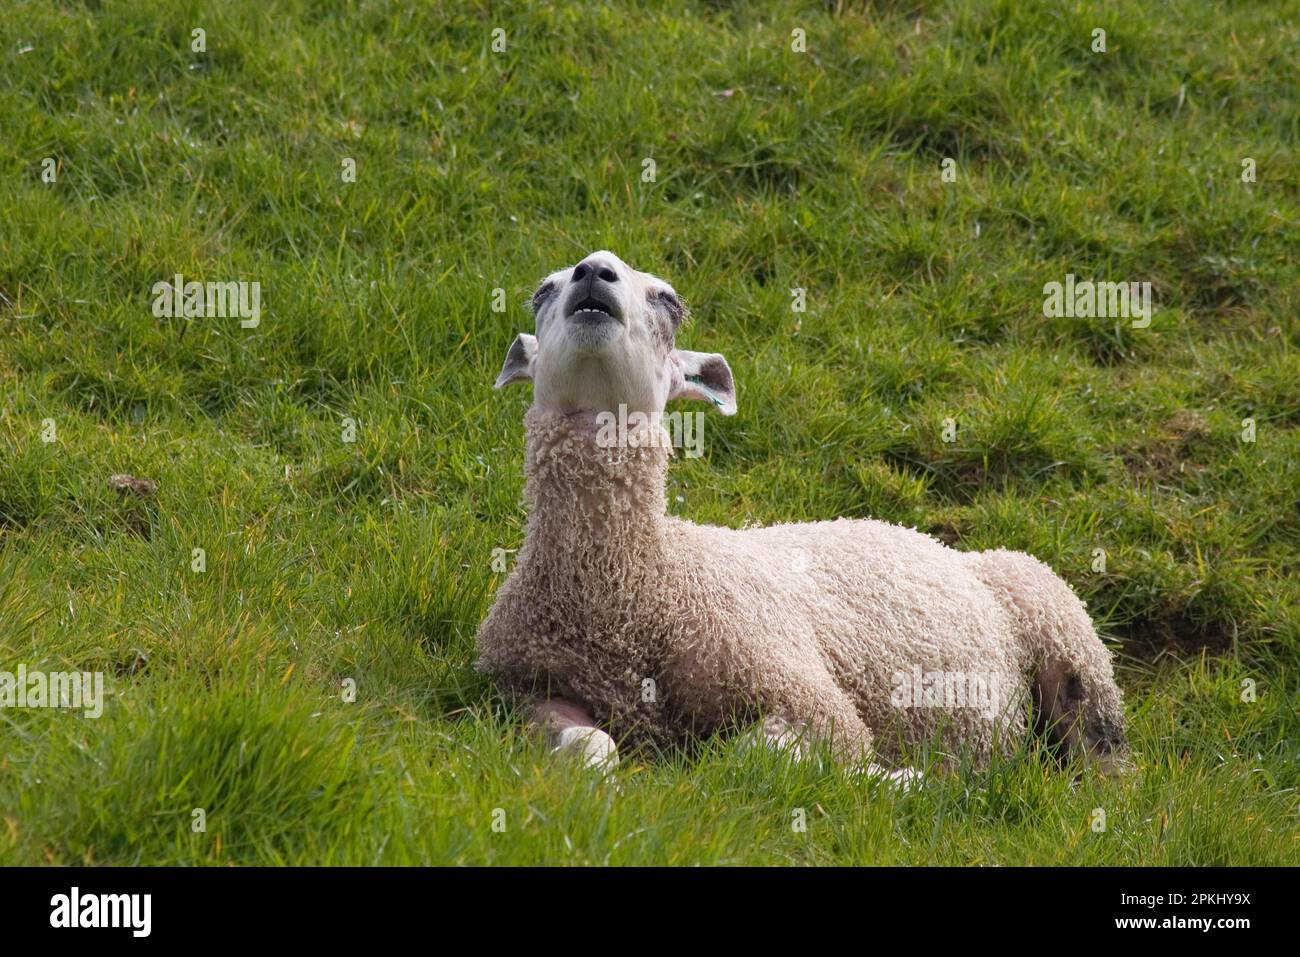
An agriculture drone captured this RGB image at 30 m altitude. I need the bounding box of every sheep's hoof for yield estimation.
[857,763,923,791]
[761,716,809,762]
[739,716,814,764]
[553,726,619,772]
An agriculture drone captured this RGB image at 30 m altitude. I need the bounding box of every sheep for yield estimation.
[476,250,1129,777]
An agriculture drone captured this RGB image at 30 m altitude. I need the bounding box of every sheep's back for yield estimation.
[666,516,1030,757]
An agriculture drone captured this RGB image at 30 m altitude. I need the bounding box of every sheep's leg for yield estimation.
[754,714,810,759]
[746,715,921,789]
[528,698,619,771]
[968,550,1130,775]
[752,665,878,765]
[734,714,816,763]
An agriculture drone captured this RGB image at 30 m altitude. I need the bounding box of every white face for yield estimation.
[494,250,736,419]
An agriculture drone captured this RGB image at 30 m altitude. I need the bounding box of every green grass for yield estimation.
[1,0,1297,865]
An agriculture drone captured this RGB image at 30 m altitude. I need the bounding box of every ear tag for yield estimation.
[685,374,723,407]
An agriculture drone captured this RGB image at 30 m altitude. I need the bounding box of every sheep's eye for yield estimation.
[531,280,558,314]
[649,289,684,330]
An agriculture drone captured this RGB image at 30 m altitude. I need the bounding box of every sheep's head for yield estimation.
[494,250,736,418]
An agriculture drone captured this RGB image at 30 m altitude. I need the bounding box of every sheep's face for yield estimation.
[494,250,736,419]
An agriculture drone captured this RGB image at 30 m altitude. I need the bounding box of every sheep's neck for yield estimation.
[520,407,670,560]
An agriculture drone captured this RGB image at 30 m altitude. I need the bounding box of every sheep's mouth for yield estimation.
[566,295,621,325]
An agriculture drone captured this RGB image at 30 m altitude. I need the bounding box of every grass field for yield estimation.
[1,0,1297,865]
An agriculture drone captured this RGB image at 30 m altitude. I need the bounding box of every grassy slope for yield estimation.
[0,0,1296,864]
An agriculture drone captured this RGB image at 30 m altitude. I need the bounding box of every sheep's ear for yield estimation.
[669,349,736,415]
[494,333,537,389]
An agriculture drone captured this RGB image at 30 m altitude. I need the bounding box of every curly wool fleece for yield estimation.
[476,407,1126,764]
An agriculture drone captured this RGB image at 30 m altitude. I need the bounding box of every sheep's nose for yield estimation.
[573,259,618,284]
